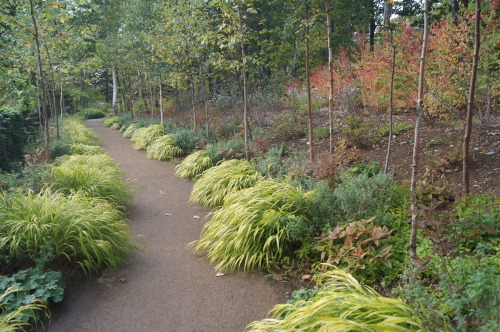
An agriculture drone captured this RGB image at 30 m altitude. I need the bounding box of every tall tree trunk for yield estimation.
[305,7,314,162]
[326,0,334,155]
[409,0,429,262]
[60,78,64,119]
[200,64,210,142]
[238,4,250,162]
[159,70,164,126]
[384,1,395,174]
[112,62,118,115]
[369,0,376,52]
[0,127,11,173]
[463,0,481,196]
[29,0,49,161]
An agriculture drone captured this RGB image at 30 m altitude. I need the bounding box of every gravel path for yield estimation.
[45,119,285,332]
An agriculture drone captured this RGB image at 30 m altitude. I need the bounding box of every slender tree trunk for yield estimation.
[159,70,164,126]
[384,2,395,174]
[200,64,210,142]
[238,4,250,161]
[112,62,118,115]
[326,0,334,155]
[29,0,49,161]
[189,70,197,131]
[410,0,429,262]
[0,127,11,172]
[60,78,64,119]
[369,1,376,52]
[463,0,481,196]
[305,8,314,162]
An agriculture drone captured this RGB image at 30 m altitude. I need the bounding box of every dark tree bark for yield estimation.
[326,0,335,155]
[29,0,50,161]
[305,6,314,162]
[237,4,250,162]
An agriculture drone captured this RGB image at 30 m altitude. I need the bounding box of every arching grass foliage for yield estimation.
[190,159,262,208]
[0,190,135,274]
[48,154,133,206]
[146,134,183,161]
[193,179,315,271]
[247,267,427,331]
[131,124,165,151]
[175,150,214,180]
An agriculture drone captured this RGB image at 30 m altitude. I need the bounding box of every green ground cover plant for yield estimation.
[47,154,133,206]
[247,267,426,331]
[0,287,48,331]
[193,179,315,271]
[0,189,135,274]
[190,159,262,208]
[146,134,183,161]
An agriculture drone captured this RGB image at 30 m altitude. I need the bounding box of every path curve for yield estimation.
[45,119,285,332]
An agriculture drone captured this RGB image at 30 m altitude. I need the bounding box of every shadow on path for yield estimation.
[45,119,285,332]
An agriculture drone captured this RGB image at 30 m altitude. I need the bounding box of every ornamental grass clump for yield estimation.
[131,124,165,150]
[193,179,315,271]
[48,154,133,206]
[67,143,105,155]
[247,267,427,331]
[61,118,99,145]
[123,123,137,138]
[190,159,262,208]
[0,190,135,274]
[102,116,120,127]
[175,150,214,180]
[146,134,183,161]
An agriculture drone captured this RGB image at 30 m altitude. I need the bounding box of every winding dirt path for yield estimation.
[45,119,285,332]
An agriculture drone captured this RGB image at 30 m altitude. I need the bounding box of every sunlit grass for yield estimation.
[192,179,315,271]
[48,154,133,206]
[0,190,135,274]
[247,266,427,331]
[175,150,214,180]
[123,123,137,138]
[131,124,165,150]
[190,159,262,208]
[146,134,183,161]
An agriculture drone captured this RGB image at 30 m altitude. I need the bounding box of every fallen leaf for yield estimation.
[301,274,311,280]
[160,191,165,195]
[272,274,283,281]
[116,278,126,283]
[165,213,171,216]
[194,215,200,219]
[215,272,225,277]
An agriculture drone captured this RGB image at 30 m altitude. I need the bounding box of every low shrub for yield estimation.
[253,145,286,178]
[0,189,135,274]
[314,217,393,284]
[190,159,262,208]
[81,108,106,119]
[175,150,214,180]
[48,154,133,206]
[205,138,245,163]
[377,122,412,137]
[123,124,137,138]
[192,179,315,271]
[172,129,198,153]
[131,125,165,151]
[247,267,426,331]
[49,139,71,160]
[342,115,375,148]
[146,135,183,161]
[333,171,406,222]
